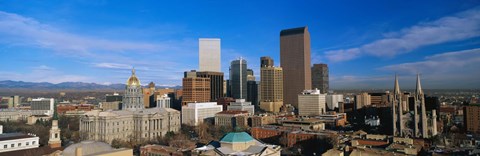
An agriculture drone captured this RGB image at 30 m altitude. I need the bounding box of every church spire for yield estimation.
[394,74,401,95]
[416,73,423,97]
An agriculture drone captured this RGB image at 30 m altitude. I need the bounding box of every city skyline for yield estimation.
[0,1,479,89]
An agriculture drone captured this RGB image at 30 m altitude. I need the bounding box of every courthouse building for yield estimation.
[80,69,181,144]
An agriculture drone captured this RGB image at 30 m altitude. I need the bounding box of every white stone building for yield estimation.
[80,68,181,144]
[227,99,255,115]
[298,89,326,116]
[156,94,170,108]
[182,102,223,126]
[199,38,221,72]
[326,94,343,110]
[0,125,40,153]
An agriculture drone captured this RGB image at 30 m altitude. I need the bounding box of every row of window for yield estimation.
[2,141,36,149]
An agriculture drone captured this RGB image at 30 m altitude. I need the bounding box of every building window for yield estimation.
[18,143,21,147]
[3,145,6,149]
[26,142,29,146]
[33,141,36,145]
[11,144,14,148]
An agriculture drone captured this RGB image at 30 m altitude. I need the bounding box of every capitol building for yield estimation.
[79,68,181,144]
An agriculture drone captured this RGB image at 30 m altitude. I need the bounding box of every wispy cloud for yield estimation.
[324,7,480,62]
[378,48,480,89]
[0,11,165,56]
[0,66,91,84]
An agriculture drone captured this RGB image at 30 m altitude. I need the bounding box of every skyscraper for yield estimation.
[182,71,211,105]
[280,26,312,108]
[199,38,221,72]
[312,64,329,94]
[229,58,247,99]
[260,57,283,113]
[260,56,274,68]
[196,71,224,101]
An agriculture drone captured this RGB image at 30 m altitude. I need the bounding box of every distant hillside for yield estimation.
[0,80,181,90]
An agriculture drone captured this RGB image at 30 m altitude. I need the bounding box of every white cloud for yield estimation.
[377,48,480,89]
[93,63,132,70]
[324,7,480,62]
[0,11,165,56]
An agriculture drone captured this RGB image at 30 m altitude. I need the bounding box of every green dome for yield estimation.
[220,132,254,143]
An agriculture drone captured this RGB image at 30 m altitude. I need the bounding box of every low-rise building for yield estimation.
[181,102,223,126]
[316,112,347,127]
[140,144,191,156]
[30,98,55,116]
[0,110,32,122]
[99,101,121,110]
[214,110,249,127]
[298,89,326,116]
[227,99,255,115]
[281,118,325,131]
[194,132,281,156]
[251,125,336,147]
[0,125,40,153]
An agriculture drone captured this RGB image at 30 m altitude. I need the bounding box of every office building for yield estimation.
[229,58,247,99]
[156,94,171,108]
[247,81,259,106]
[260,60,283,113]
[298,89,326,116]
[214,110,249,127]
[326,94,343,110]
[227,99,255,115]
[199,38,221,72]
[99,102,121,111]
[280,26,312,108]
[0,125,40,153]
[311,64,329,94]
[182,71,211,105]
[30,98,55,116]
[260,56,274,67]
[464,104,480,134]
[196,71,224,101]
[80,69,181,144]
[181,102,223,126]
[106,93,122,102]
[355,93,371,109]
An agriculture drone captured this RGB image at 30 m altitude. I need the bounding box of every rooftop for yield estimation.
[220,132,254,143]
[280,26,307,36]
[216,110,249,115]
[0,133,37,141]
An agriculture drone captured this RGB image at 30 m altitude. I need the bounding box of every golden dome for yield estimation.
[126,68,141,86]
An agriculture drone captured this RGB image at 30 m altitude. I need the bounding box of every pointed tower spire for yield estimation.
[394,74,401,95]
[416,73,423,96]
[132,67,136,75]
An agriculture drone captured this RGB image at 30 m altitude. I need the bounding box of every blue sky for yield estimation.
[0,0,479,89]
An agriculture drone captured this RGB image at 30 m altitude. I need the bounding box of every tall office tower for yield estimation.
[247,69,255,81]
[229,58,247,99]
[143,82,156,108]
[247,81,258,106]
[123,68,145,110]
[182,71,211,105]
[298,89,326,116]
[246,69,258,106]
[280,26,312,108]
[312,64,329,94]
[260,58,284,113]
[392,75,404,137]
[260,56,274,68]
[199,38,221,72]
[196,71,224,101]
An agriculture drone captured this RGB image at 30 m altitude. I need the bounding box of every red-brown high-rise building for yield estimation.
[280,26,311,108]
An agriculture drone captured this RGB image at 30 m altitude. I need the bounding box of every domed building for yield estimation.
[195,132,281,156]
[80,68,181,144]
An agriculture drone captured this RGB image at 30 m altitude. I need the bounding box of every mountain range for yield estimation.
[0,80,180,90]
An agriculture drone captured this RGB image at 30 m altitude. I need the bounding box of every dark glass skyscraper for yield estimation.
[229,58,247,99]
[312,64,329,94]
[280,26,311,108]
